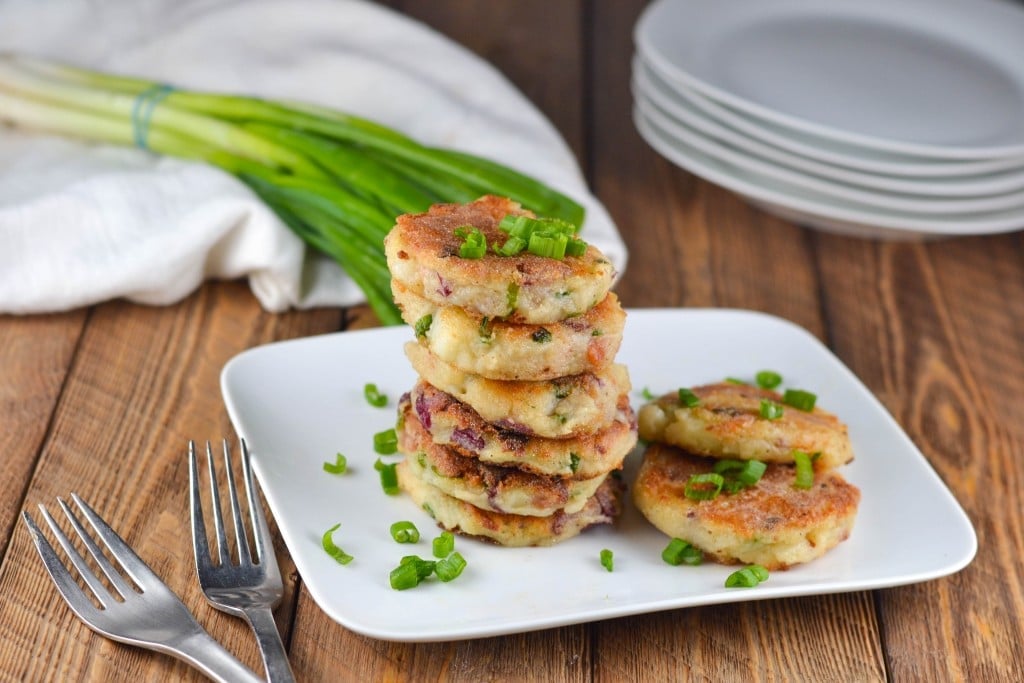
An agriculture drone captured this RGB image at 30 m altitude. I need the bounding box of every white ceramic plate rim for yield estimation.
[221,309,977,641]
[634,91,1024,215]
[634,104,1024,238]
[636,0,1024,159]
[638,52,1024,179]
[635,57,1024,197]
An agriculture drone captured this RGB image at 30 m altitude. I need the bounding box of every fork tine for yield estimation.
[23,508,107,612]
[68,493,160,592]
[57,497,137,599]
[189,441,214,572]
[240,438,275,569]
[206,440,229,565]
[222,439,253,565]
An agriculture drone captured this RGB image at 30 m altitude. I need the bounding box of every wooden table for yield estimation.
[2,2,1021,680]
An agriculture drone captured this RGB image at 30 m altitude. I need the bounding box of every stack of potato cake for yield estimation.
[384,196,636,546]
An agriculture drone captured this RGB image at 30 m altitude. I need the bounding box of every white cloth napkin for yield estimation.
[0,0,626,313]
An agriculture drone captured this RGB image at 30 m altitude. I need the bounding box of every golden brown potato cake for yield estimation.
[405,343,630,439]
[632,443,860,569]
[394,280,625,381]
[397,455,623,547]
[397,399,609,516]
[638,382,854,469]
[404,382,636,478]
[384,195,615,324]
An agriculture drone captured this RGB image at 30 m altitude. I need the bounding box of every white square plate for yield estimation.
[221,308,976,642]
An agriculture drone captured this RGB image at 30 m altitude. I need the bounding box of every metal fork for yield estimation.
[22,494,261,683]
[189,439,295,683]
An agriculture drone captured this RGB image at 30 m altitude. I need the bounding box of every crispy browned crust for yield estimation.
[638,382,854,469]
[403,383,636,477]
[397,458,623,547]
[633,443,860,569]
[397,398,609,516]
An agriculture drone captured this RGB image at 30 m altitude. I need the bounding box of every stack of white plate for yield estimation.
[632,0,1024,239]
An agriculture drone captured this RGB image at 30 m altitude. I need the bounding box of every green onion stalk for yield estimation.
[0,53,586,324]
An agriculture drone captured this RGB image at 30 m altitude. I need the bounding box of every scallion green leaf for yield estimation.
[641,387,656,401]
[435,552,467,582]
[375,458,400,494]
[793,450,814,490]
[725,565,769,588]
[678,388,701,408]
[600,548,614,572]
[755,370,783,389]
[684,472,724,501]
[414,314,432,339]
[389,560,422,590]
[432,530,455,559]
[759,399,784,420]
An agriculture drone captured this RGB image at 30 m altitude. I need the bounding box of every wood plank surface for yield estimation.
[1,0,1022,681]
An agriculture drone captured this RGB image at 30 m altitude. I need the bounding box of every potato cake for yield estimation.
[394,280,625,381]
[397,456,623,547]
[397,400,609,516]
[633,443,860,569]
[404,382,636,478]
[405,342,629,439]
[638,382,853,469]
[384,195,615,324]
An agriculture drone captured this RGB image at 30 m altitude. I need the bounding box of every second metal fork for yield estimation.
[189,438,295,683]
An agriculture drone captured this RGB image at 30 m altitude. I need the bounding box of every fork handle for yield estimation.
[242,606,296,683]
[172,630,264,683]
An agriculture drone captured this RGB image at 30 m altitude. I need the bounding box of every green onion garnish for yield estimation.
[755,371,783,389]
[711,458,766,488]
[737,459,767,486]
[374,428,398,454]
[390,521,420,543]
[432,530,455,558]
[322,452,347,475]
[506,282,519,314]
[375,458,400,495]
[678,388,701,407]
[455,225,487,259]
[759,399,784,420]
[641,387,656,400]
[661,538,705,566]
[600,548,614,572]
[478,316,495,343]
[414,314,432,339]
[783,389,817,411]
[531,328,552,343]
[389,560,423,590]
[793,450,814,489]
[497,235,527,256]
[725,377,748,385]
[401,554,438,579]
[725,564,769,588]
[565,237,587,257]
[321,523,354,565]
[435,552,467,582]
[684,472,724,501]
[364,383,387,407]
[569,453,581,474]
[528,231,568,259]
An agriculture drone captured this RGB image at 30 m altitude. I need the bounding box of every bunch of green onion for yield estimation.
[0,53,586,324]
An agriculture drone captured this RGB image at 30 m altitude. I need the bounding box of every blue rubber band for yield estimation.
[131,84,174,150]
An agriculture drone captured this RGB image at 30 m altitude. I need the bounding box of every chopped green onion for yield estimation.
[506,282,519,314]
[375,458,399,494]
[389,560,423,590]
[565,237,587,257]
[755,370,783,389]
[641,387,656,401]
[414,314,432,339]
[678,388,701,407]
[374,428,398,454]
[433,530,455,558]
[527,231,568,259]
[400,554,438,579]
[322,452,347,475]
[793,450,814,490]
[759,399,784,420]
[497,235,527,256]
[455,225,487,258]
[390,521,420,543]
[321,523,354,565]
[661,538,704,566]
[737,459,767,486]
[684,472,724,501]
[725,377,748,385]
[783,389,817,412]
[364,383,387,407]
[569,453,581,474]
[531,328,552,343]
[725,565,769,588]
[435,552,467,582]
[478,316,495,343]
[600,548,614,572]
[711,459,744,474]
